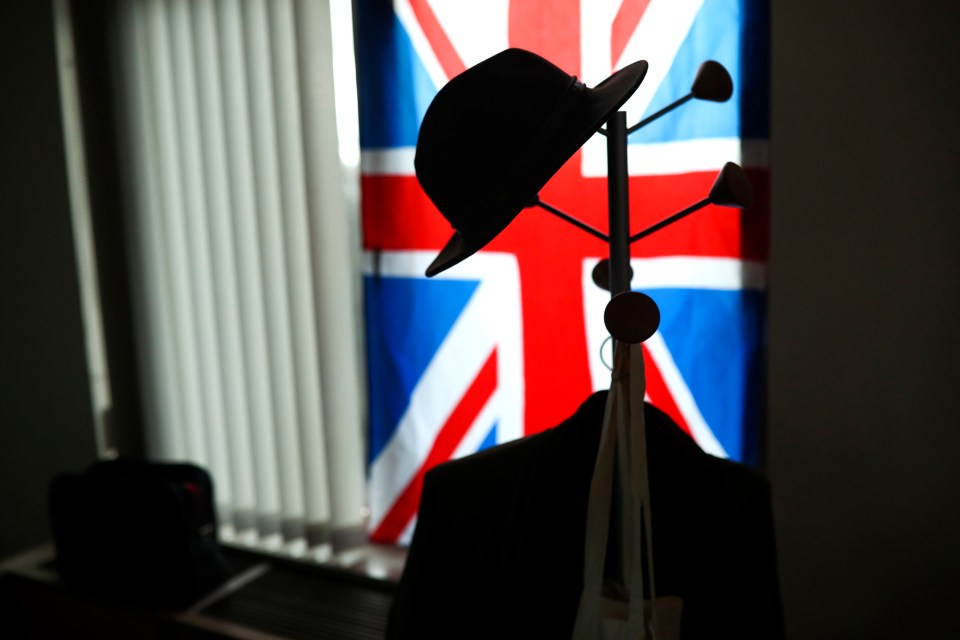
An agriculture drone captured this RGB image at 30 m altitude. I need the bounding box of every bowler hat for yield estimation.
[416,48,648,277]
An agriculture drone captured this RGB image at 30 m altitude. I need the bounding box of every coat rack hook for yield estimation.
[604,291,660,344]
[529,194,610,242]
[592,258,634,292]
[628,161,753,243]
[627,60,733,134]
[690,60,733,102]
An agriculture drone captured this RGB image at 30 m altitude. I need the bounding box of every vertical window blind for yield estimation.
[110,0,367,559]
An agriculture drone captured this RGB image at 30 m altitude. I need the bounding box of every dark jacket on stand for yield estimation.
[387,391,784,639]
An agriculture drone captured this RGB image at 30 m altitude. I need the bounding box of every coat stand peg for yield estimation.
[625,60,733,135]
[604,290,661,344]
[592,258,634,292]
[708,161,754,208]
[690,60,734,102]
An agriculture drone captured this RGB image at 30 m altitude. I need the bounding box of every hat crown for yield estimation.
[415,48,647,277]
[415,49,578,232]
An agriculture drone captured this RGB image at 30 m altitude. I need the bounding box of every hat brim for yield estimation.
[426,58,649,277]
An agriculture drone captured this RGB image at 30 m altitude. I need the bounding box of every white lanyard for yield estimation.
[573,342,659,639]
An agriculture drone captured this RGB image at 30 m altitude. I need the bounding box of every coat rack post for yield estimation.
[606,111,631,298]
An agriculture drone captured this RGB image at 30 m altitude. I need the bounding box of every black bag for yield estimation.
[49,458,230,609]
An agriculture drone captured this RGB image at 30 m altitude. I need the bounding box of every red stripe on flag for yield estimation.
[611,0,650,68]
[508,0,581,76]
[361,171,768,262]
[361,175,450,251]
[371,349,499,542]
[408,0,466,80]
[641,344,694,438]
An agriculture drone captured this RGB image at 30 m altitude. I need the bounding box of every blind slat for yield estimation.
[120,0,185,460]
[268,0,334,547]
[294,0,367,543]
[217,0,283,542]
[241,0,307,547]
[168,0,234,515]
[190,0,259,537]
[144,0,209,466]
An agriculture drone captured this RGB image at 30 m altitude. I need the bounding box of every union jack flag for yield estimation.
[357,0,769,544]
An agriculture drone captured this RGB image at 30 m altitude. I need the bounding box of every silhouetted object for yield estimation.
[396,46,779,638]
[49,459,229,610]
[387,393,783,639]
[604,291,661,344]
[690,60,734,101]
[708,161,754,208]
[591,258,634,292]
[627,161,753,244]
[625,59,733,134]
[415,48,648,277]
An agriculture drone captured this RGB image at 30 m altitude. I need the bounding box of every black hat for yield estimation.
[416,48,648,277]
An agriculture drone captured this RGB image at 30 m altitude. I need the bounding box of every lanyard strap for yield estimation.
[624,342,657,630]
[574,342,657,638]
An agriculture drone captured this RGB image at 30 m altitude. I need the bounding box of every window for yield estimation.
[67,0,373,564]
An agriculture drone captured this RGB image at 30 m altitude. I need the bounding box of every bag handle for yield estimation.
[573,343,657,639]
[625,342,658,633]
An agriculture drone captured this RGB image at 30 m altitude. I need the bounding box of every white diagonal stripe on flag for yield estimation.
[394,0,449,88]
[427,0,509,68]
[643,330,728,458]
[366,251,523,532]
[582,256,757,456]
[616,0,704,115]
[367,277,495,530]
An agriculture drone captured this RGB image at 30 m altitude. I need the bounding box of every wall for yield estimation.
[0,0,98,559]
[768,2,960,638]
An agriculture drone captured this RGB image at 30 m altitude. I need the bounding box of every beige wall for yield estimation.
[0,0,98,559]
[768,2,960,637]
